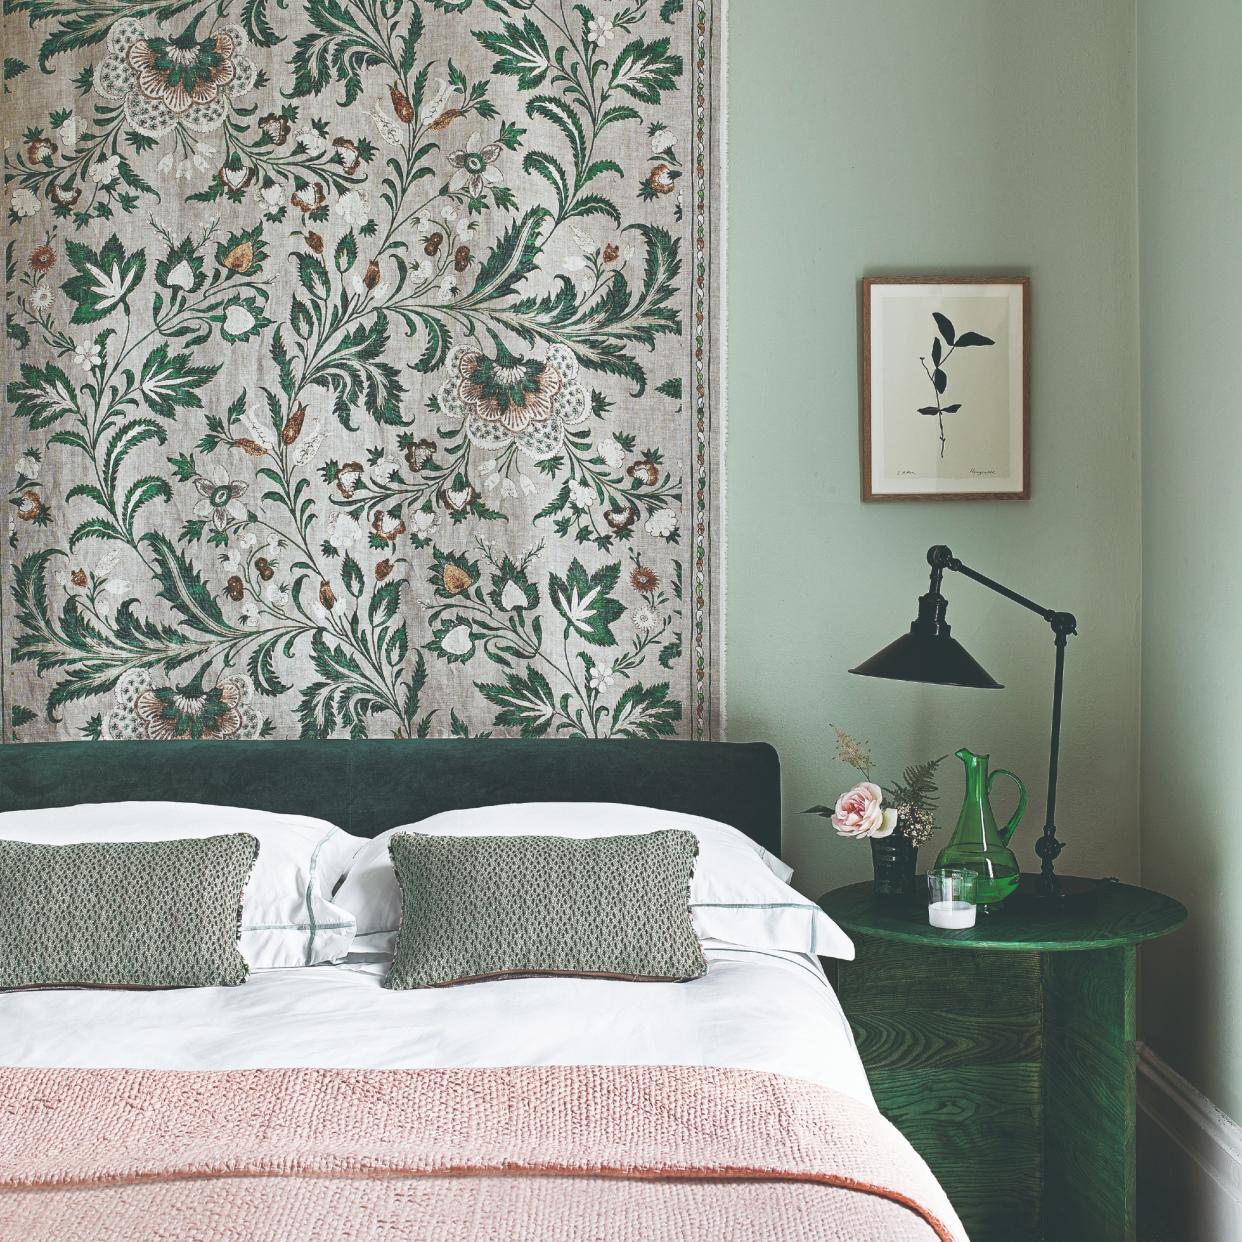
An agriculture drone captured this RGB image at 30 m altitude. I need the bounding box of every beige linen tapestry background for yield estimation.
[2,0,723,743]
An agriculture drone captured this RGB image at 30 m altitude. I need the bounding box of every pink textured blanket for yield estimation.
[0,1065,966,1242]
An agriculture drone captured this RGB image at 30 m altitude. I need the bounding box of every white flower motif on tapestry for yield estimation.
[419,78,452,126]
[293,429,324,468]
[336,189,370,228]
[156,143,213,181]
[218,298,261,343]
[567,480,595,510]
[587,16,619,43]
[599,439,626,472]
[440,624,473,657]
[221,530,258,576]
[498,579,531,611]
[368,105,403,148]
[588,661,617,692]
[73,341,102,370]
[650,126,674,154]
[631,604,657,630]
[430,199,473,239]
[29,286,54,311]
[96,16,257,139]
[645,509,677,538]
[11,187,40,217]
[331,511,368,551]
[194,468,248,528]
[295,126,327,156]
[89,155,121,186]
[447,132,503,198]
[410,509,439,538]
[438,342,589,459]
[56,115,77,154]
[479,457,517,499]
[263,577,291,611]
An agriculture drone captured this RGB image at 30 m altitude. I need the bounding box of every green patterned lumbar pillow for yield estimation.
[0,834,259,990]
[384,830,707,989]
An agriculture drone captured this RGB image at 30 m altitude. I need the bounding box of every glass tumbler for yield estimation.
[927,867,977,929]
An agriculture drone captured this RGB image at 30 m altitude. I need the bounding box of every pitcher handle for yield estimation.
[988,769,1027,846]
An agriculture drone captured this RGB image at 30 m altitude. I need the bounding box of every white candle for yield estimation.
[928,899,976,929]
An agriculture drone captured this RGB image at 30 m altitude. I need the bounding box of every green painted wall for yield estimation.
[726,0,1141,897]
[1138,0,1242,1122]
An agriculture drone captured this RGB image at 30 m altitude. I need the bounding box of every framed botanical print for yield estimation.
[861,276,1030,500]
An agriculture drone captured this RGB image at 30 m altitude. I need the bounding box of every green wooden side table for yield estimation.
[819,881,1186,1242]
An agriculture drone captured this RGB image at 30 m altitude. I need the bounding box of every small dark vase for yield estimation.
[871,833,918,899]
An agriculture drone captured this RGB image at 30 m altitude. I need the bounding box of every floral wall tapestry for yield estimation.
[2,0,723,744]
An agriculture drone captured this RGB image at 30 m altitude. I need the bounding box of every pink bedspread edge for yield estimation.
[0,1064,967,1242]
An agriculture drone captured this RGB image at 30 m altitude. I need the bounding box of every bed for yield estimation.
[0,739,965,1242]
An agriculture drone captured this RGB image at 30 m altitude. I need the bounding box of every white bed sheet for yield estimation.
[0,943,874,1105]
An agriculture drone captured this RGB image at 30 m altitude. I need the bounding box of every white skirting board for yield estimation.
[1137,1042,1242,1239]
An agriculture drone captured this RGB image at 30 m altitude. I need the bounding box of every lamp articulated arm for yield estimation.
[925,546,1077,896]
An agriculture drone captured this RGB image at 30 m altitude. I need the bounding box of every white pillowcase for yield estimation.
[0,801,358,969]
[333,802,854,960]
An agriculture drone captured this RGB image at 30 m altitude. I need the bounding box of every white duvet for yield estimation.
[0,942,874,1105]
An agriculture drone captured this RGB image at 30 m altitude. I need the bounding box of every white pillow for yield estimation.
[0,801,359,969]
[334,802,853,960]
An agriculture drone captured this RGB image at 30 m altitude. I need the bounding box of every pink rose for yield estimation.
[831,782,898,839]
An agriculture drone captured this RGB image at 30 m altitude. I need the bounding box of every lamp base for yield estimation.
[998,873,1117,915]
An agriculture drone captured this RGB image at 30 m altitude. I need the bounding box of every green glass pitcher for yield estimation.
[933,748,1027,910]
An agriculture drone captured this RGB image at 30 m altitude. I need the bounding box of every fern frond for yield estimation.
[885,755,947,814]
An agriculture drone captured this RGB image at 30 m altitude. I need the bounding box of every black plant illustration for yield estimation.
[917,312,995,457]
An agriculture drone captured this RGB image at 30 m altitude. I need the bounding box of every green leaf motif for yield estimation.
[289,0,417,105]
[477,668,557,736]
[549,559,625,646]
[4,57,30,87]
[468,206,549,302]
[62,235,147,325]
[610,38,683,104]
[335,230,358,274]
[341,554,364,597]
[138,344,219,418]
[475,17,552,90]
[611,681,680,738]
[140,533,235,637]
[8,362,79,428]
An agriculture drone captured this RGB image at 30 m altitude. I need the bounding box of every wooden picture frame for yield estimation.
[861,276,1030,501]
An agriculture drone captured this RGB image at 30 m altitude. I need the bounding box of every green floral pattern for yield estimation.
[2,0,722,743]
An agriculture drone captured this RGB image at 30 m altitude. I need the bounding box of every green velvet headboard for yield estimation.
[0,739,782,856]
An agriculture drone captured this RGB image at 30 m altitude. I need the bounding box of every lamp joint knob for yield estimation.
[1050,611,1078,638]
[1034,834,1064,862]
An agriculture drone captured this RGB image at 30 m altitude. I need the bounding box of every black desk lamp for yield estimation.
[850,545,1083,899]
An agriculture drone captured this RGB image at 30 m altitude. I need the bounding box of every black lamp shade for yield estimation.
[849,591,1003,690]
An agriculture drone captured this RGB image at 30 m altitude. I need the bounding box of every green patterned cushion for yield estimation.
[384,830,707,989]
[0,834,258,990]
